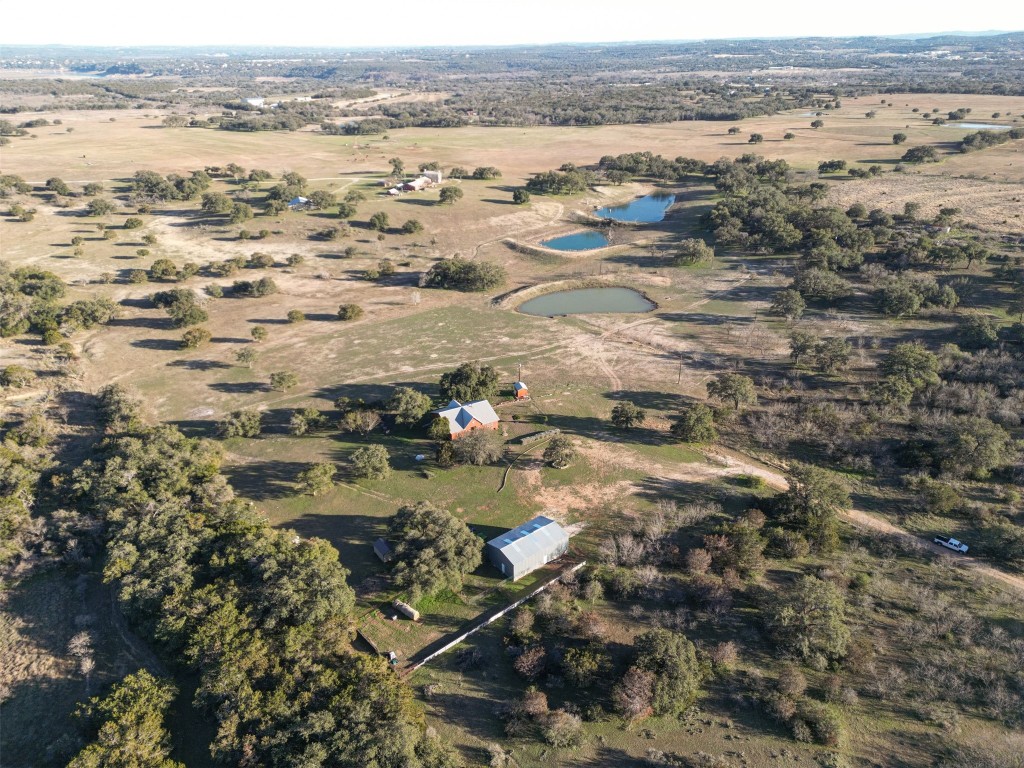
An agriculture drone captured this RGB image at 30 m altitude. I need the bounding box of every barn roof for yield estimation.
[513,381,528,391]
[433,399,499,435]
[487,516,568,564]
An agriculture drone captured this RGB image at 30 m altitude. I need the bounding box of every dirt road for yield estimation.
[705,448,1024,596]
[842,507,1024,595]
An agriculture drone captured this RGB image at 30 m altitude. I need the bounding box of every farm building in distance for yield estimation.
[487,516,570,581]
[402,176,433,192]
[512,381,529,399]
[422,170,443,184]
[433,399,499,439]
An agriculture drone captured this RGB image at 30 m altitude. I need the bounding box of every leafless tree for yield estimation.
[612,667,655,720]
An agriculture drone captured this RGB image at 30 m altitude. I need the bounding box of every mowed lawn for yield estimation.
[226,412,648,587]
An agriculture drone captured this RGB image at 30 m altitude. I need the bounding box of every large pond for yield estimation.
[595,193,676,223]
[540,230,610,251]
[518,287,656,317]
[945,122,1013,131]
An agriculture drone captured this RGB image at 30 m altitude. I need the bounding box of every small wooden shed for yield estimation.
[373,538,394,563]
[512,381,529,400]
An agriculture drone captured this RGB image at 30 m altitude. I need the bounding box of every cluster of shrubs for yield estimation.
[1,265,118,341]
[421,257,506,292]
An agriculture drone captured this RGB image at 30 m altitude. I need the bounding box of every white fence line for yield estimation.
[406,560,587,674]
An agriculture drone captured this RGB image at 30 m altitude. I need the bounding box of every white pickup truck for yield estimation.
[933,536,969,553]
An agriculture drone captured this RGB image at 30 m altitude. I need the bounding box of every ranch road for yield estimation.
[704,448,1024,597]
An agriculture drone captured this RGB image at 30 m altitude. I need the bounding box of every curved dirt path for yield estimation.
[705,448,1024,596]
[842,507,1024,595]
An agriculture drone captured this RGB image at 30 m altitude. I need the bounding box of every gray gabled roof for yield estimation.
[487,515,568,565]
[433,399,499,435]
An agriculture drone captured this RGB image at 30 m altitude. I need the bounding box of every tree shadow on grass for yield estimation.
[604,389,687,413]
[256,406,302,436]
[223,459,307,500]
[166,358,231,371]
[0,570,153,767]
[310,382,401,407]
[718,282,782,303]
[208,381,269,394]
[131,338,181,351]
[540,413,613,440]
[576,747,649,767]
[288,512,389,579]
[467,523,511,542]
[854,157,902,165]
[644,348,725,373]
[634,474,729,506]
[168,419,217,438]
[659,312,755,326]
[542,413,671,446]
[605,252,669,269]
[107,316,171,330]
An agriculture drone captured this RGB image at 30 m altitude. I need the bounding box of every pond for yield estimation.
[518,287,656,317]
[540,230,610,251]
[945,122,1013,130]
[595,193,676,223]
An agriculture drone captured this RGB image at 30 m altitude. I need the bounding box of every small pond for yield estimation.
[595,193,676,223]
[944,122,1013,131]
[518,287,656,317]
[540,230,610,251]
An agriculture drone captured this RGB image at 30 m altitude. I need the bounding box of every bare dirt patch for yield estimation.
[518,465,636,517]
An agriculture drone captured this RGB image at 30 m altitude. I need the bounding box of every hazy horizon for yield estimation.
[6,0,1022,49]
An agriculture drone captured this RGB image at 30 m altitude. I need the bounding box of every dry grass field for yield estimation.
[3,91,1024,767]
[3,94,1023,181]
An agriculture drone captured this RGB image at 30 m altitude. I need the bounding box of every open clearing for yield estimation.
[3,91,1024,767]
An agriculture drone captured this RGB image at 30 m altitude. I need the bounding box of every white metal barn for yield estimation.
[486,516,569,581]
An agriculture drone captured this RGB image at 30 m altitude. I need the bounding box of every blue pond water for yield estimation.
[595,193,676,223]
[540,230,610,251]
[946,122,1013,130]
[518,287,656,317]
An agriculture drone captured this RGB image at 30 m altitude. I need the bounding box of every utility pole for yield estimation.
[517,362,522,383]
[677,352,683,385]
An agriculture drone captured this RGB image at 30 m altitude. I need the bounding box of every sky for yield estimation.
[4,0,1021,47]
